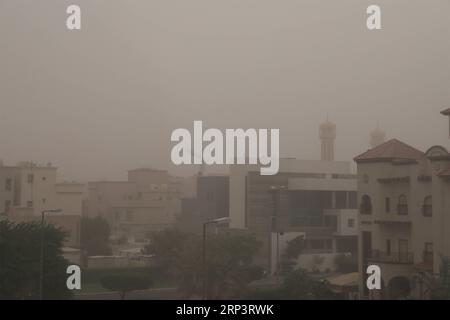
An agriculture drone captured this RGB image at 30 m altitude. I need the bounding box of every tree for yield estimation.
[0,220,72,299]
[178,232,263,299]
[100,273,153,300]
[334,253,358,273]
[145,228,263,299]
[80,216,112,256]
[282,268,341,300]
[143,228,189,278]
[244,268,342,300]
[280,236,304,275]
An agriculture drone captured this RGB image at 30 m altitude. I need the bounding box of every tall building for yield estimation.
[354,109,450,299]
[87,168,181,241]
[320,118,336,161]
[230,123,357,274]
[178,175,229,234]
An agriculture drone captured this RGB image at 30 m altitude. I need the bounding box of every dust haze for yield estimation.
[0,0,449,181]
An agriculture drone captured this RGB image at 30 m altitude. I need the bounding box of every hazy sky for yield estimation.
[0,0,449,181]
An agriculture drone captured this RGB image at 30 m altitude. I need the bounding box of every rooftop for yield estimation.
[354,139,424,163]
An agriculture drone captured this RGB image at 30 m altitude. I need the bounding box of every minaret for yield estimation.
[319,117,336,161]
[370,123,386,148]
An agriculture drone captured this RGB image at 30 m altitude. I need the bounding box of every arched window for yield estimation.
[397,194,408,215]
[360,195,372,215]
[422,196,432,217]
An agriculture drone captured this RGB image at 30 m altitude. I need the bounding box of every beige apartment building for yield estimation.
[0,161,84,263]
[87,168,182,241]
[355,109,450,299]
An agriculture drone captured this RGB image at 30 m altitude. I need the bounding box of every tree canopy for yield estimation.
[0,220,72,299]
[145,228,263,299]
[80,216,112,256]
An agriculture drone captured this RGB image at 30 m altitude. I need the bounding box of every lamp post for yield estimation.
[202,217,231,300]
[269,185,287,278]
[39,209,62,300]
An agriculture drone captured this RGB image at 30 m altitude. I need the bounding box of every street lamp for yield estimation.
[202,217,231,300]
[269,185,287,278]
[39,209,62,300]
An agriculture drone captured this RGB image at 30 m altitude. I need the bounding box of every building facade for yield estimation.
[355,110,450,299]
[87,168,182,241]
[229,158,358,274]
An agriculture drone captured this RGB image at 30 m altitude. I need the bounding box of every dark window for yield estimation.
[348,218,355,228]
[335,191,347,209]
[310,239,324,250]
[42,198,46,204]
[27,174,34,184]
[422,196,432,217]
[424,242,433,263]
[397,194,408,215]
[4,200,11,212]
[348,191,357,209]
[126,210,133,222]
[360,195,372,214]
[386,239,391,255]
[5,178,12,191]
[385,197,390,213]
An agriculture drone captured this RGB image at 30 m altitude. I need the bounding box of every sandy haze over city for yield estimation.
[0,0,449,181]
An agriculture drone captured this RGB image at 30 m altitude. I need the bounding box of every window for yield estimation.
[4,200,11,213]
[27,174,34,184]
[348,192,357,209]
[397,194,408,215]
[27,201,33,208]
[385,197,390,213]
[5,178,12,191]
[126,210,133,222]
[422,196,432,217]
[348,218,355,228]
[386,239,391,255]
[424,242,433,263]
[310,239,324,250]
[42,176,46,181]
[335,191,347,209]
[42,198,46,204]
[360,195,372,214]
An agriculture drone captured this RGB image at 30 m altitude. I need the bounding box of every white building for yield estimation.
[229,121,358,274]
[355,109,450,299]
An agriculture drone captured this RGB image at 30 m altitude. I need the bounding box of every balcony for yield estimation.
[374,212,411,225]
[397,204,408,216]
[369,250,414,264]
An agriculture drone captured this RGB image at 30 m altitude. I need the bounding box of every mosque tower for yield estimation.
[370,123,386,148]
[319,117,336,161]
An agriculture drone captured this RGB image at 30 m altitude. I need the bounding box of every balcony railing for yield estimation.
[397,204,408,215]
[369,250,414,264]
